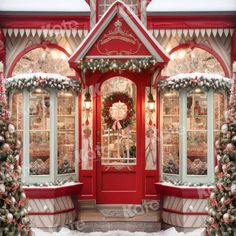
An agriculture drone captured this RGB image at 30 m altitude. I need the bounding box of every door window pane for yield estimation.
[101,77,136,165]
[187,90,207,175]
[29,89,50,175]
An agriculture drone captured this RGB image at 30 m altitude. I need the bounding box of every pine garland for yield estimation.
[5,74,81,94]
[158,74,231,94]
[78,58,157,73]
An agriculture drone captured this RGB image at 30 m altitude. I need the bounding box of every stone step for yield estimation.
[78,200,96,209]
[74,202,161,232]
[68,221,161,233]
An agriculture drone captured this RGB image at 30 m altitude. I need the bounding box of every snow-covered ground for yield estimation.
[33,227,204,236]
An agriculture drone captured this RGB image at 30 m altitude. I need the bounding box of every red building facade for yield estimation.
[0,0,236,230]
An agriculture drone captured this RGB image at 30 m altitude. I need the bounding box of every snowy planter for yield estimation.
[23,182,83,229]
[156,183,213,230]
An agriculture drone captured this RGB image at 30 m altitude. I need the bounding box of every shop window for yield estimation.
[57,91,76,175]
[101,77,136,165]
[187,90,207,176]
[13,48,74,76]
[159,74,230,183]
[10,91,23,153]
[29,89,50,175]
[161,92,179,174]
[214,92,227,140]
[98,0,138,18]
[163,48,225,76]
[8,74,80,183]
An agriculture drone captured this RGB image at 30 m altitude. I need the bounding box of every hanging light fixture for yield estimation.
[84,88,92,110]
[147,87,155,111]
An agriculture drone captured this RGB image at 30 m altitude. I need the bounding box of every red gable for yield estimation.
[69,0,169,66]
[87,15,151,57]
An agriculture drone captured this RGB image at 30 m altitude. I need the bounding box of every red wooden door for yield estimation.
[96,77,143,204]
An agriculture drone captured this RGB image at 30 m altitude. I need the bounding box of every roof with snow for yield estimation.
[147,0,236,15]
[0,0,90,15]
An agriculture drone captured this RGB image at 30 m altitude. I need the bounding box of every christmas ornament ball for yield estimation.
[231,183,236,194]
[215,165,219,173]
[220,196,226,204]
[225,143,235,151]
[22,216,30,224]
[223,213,230,223]
[210,192,215,199]
[221,124,228,134]
[2,143,11,152]
[207,217,215,224]
[21,192,26,199]
[0,183,5,193]
[8,123,15,134]
[6,213,13,222]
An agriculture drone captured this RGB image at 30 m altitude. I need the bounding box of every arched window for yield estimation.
[162,47,225,76]
[12,47,74,76]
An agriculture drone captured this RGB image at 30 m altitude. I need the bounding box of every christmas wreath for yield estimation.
[102,92,135,130]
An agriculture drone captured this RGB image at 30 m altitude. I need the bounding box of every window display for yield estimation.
[159,74,230,183]
[161,92,179,174]
[8,74,79,183]
[187,90,207,175]
[29,89,50,175]
[57,91,76,174]
[101,77,136,165]
[214,92,227,140]
[10,91,23,150]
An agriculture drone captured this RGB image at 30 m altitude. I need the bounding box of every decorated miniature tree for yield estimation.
[206,71,236,235]
[0,72,31,235]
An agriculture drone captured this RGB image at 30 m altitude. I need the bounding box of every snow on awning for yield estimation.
[157,73,231,92]
[147,0,236,15]
[0,0,90,15]
[5,73,81,93]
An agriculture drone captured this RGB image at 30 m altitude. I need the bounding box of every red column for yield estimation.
[232,30,236,65]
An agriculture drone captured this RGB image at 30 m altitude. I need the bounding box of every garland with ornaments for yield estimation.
[102,92,135,130]
[78,58,157,73]
[158,73,231,94]
[5,73,81,94]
